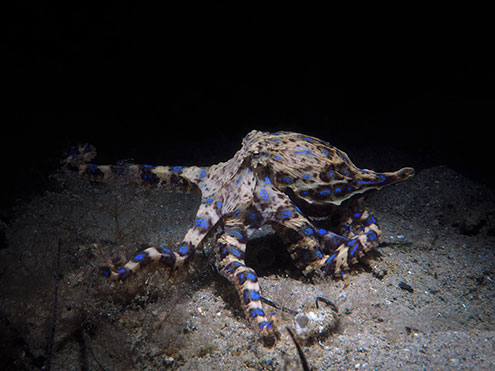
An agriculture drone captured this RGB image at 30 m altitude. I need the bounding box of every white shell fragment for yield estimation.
[293,306,339,344]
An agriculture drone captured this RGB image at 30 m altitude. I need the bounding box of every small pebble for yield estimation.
[398,281,414,293]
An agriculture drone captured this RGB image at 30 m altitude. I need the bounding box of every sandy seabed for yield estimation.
[1,165,494,370]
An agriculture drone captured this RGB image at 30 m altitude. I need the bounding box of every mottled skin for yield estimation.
[63,130,414,341]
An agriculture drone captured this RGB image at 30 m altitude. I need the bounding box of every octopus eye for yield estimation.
[251,150,261,158]
[251,150,269,161]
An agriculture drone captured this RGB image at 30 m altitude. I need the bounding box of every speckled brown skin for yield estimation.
[63,130,414,341]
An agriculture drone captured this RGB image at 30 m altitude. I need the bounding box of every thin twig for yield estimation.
[286,327,310,371]
[315,296,338,313]
[261,296,298,315]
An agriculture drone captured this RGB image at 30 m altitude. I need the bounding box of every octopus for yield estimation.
[63,130,414,342]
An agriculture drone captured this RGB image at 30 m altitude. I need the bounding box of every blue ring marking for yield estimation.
[264,176,271,184]
[249,291,261,300]
[282,176,292,182]
[316,250,323,258]
[162,247,171,253]
[249,211,257,220]
[200,170,207,178]
[179,245,189,255]
[322,149,329,154]
[259,189,269,199]
[237,273,246,284]
[357,179,376,185]
[304,136,313,141]
[318,228,328,235]
[116,268,126,274]
[255,308,265,316]
[248,168,252,173]
[133,253,144,261]
[233,209,241,216]
[230,247,242,258]
[370,215,377,223]
[226,261,244,274]
[195,218,208,228]
[367,231,377,241]
[353,213,362,219]
[295,206,301,213]
[303,227,314,235]
[280,210,292,218]
[244,291,252,302]
[102,269,110,277]
[206,198,213,204]
[235,176,242,185]
[274,156,281,160]
[320,189,331,195]
[217,201,222,209]
[350,246,358,256]
[303,174,311,179]
[259,321,273,329]
[246,272,257,281]
[329,172,334,177]
[143,164,152,168]
[230,230,244,239]
[295,150,311,154]
[326,254,336,264]
[335,187,342,193]
[173,166,182,171]
[232,261,244,268]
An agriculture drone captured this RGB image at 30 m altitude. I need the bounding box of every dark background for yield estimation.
[4,3,494,212]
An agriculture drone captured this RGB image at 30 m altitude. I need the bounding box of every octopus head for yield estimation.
[241,130,274,169]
